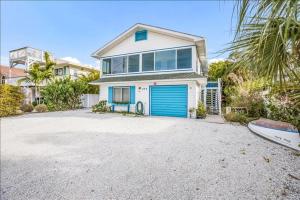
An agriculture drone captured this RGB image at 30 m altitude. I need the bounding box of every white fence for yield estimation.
[81,94,99,108]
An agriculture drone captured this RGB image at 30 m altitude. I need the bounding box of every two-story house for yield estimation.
[91,23,208,118]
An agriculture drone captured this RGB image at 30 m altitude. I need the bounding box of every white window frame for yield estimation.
[101,46,193,75]
[113,86,130,104]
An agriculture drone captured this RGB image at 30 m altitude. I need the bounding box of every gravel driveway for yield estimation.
[1,110,299,200]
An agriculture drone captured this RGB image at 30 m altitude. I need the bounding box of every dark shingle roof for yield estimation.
[91,72,205,83]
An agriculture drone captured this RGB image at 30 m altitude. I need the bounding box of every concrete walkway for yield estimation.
[1,110,299,200]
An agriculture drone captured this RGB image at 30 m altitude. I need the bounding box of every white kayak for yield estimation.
[248,119,300,151]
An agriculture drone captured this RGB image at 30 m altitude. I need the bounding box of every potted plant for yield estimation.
[196,102,207,119]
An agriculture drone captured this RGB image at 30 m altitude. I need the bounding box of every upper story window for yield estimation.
[135,30,147,42]
[142,53,154,71]
[128,54,139,72]
[54,68,64,76]
[73,70,78,77]
[112,56,127,74]
[102,59,111,75]
[102,47,192,75]
[177,48,192,69]
[155,50,176,71]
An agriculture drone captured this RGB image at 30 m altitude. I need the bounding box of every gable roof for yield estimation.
[91,23,205,58]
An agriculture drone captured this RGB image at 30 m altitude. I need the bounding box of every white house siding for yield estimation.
[99,79,206,117]
[100,30,198,74]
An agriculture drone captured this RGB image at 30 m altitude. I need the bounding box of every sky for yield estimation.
[1,1,236,67]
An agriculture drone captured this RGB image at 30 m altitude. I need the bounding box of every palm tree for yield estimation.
[229,0,300,103]
[78,71,100,94]
[18,52,55,103]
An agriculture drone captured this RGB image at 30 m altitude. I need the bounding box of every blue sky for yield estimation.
[1,1,236,67]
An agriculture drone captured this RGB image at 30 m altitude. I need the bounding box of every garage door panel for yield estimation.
[150,85,188,118]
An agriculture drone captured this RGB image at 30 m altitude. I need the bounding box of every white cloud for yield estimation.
[208,58,226,64]
[61,57,81,64]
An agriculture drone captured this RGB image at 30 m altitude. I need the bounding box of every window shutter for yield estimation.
[130,86,135,104]
[108,87,113,103]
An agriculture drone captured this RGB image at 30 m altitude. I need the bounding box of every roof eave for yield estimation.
[91,23,205,59]
[89,77,206,85]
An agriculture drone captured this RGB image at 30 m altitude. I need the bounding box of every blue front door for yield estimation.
[150,85,188,118]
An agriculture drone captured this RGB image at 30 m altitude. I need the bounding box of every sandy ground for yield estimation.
[1,109,299,200]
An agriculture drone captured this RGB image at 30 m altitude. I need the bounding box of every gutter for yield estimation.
[89,77,207,85]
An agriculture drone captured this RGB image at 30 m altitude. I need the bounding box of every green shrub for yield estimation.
[266,98,300,131]
[224,112,253,125]
[78,71,100,94]
[32,101,38,107]
[92,100,109,112]
[0,85,24,117]
[21,104,34,112]
[196,102,207,119]
[41,77,87,111]
[34,104,48,112]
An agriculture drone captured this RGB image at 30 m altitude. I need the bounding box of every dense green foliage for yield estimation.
[208,60,250,105]
[34,104,48,112]
[221,1,300,129]
[21,104,34,112]
[224,112,252,125]
[78,71,100,94]
[208,61,233,81]
[196,102,207,119]
[41,77,87,111]
[266,89,300,130]
[0,85,24,117]
[230,0,300,105]
[92,100,109,113]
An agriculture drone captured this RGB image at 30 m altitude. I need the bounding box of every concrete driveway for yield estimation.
[1,110,299,200]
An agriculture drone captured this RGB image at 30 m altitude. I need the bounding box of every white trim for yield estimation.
[91,23,204,58]
[103,69,193,77]
[90,77,207,85]
[102,47,193,76]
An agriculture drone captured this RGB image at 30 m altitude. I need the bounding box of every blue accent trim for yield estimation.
[112,105,115,112]
[135,30,147,41]
[130,86,135,104]
[207,82,218,88]
[150,85,188,118]
[108,87,113,103]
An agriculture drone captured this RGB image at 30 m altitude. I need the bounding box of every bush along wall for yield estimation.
[41,77,87,111]
[0,84,24,117]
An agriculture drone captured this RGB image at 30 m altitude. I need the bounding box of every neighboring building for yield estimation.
[0,65,26,85]
[0,65,33,103]
[54,59,97,79]
[91,23,208,118]
[4,47,99,103]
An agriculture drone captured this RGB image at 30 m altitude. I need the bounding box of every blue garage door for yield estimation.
[150,85,188,118]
